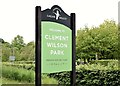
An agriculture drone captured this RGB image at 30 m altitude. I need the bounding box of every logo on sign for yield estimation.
[53,8,61,20]
[47,7,67,20]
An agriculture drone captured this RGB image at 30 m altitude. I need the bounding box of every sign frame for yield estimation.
[35,5,76,86]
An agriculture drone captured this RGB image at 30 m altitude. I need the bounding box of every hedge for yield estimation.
[89,60,118,66]
[2,62,35,70]
[48,69,120,85]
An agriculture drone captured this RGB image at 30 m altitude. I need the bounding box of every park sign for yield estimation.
[41,5,72,73]
[35,5,76,85]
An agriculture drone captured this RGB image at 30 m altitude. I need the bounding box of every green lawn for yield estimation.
[1,78,34,84]
[1,78,20,84]
[1,77,58,84]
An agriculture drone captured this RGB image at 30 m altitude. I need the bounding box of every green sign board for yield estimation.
[35,5,76,85]
[42,21,72,73]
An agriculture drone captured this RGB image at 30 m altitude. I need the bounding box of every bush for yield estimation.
[2,62,35,70]
[48,60,120,85]
[76,69,120,85]
[48,69,120,85]
[14,61,34,64]
[76,63,118,70]
[90,60,118,66]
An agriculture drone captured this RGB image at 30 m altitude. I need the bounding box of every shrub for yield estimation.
[90,60,118,66]
[76,63,118,70]
[48,60,119,85]
[2,62,35,70]
[14,61,34,64]
[48,69,120,85]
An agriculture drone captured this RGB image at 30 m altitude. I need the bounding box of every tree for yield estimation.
[1,36,35,61]
[76,20,118,63]
[2,42,11,61]
[0,38,4,43]
[19,41,35,61]
[11,35,25,50]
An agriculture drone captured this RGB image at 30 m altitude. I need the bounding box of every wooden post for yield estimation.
[35,6,41,86]
[70,13,76,86]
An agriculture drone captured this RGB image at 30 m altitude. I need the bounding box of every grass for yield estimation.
[1,78,23,84]
[2,65,35,83]
[2,62,58,84]
[1,77,58,84]
[42,74,58,84]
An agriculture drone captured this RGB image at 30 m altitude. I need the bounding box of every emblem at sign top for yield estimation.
[42,5,70,28]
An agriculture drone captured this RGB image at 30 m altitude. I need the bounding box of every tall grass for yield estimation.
[2,65,35,83]
[2,65,58,84]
